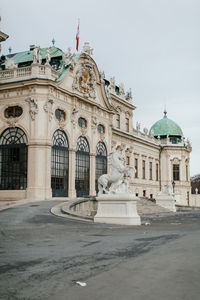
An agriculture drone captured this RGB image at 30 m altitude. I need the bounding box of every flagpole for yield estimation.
[76,18,80,52]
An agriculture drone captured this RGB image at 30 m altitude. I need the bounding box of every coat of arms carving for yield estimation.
[72,60,96,99]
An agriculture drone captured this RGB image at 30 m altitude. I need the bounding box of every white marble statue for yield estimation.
[45,47,51,65]
[119,83,125,97]
[62,47,76,68]
[5,58,17,69]
[82,42,93,56]
[158,182,173,196]
[32,46,42,64]
[98,147,135,195]
[136,121,141,131]
[126,88,133,102]
[99,70,105,83]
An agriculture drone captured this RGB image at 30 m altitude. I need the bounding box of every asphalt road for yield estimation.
[0,201,200,300]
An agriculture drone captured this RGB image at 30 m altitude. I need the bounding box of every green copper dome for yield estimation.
[149,110,183,137]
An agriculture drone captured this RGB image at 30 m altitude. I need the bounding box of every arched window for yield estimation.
[97,124,105,134]
[51,130,69,197]
[95,142,107,193]
[55,109,66,121]
[78,117,87,128]
[75,136,90,197]
[0,127,27,190]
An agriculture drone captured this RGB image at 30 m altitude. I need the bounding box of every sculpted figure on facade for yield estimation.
[71,106,79,128]
[99,70,105,83]
[150,129,155,137]
[32,46,42,64]
[143,127,148,135]
[43,99,54,121]
[105,84,111,100]
[136,121,141,131]
[25,97,38,120]
[91,115,97,130]
[126,88,133,102]
[62,48,76,69]
[119,83,125,97]
[98,146,135,195]
[45,47,51,65]
[109,76,116,93]
[72,60,96,99]
[82,42,93,56]
[5,58,17,69]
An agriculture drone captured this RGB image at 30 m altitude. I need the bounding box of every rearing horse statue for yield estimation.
[98,149,135,196]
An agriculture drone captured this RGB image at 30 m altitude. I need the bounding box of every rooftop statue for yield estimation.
[45,47,51,65]
[98,146,135,195]
[82,42,93,56]
[62,47,76,68]
[32,46,42,64]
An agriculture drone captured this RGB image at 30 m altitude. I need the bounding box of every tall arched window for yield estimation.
[51,130,69,197]
[75,136,90,197]
[95,142,107,193]
[0,127,27,190]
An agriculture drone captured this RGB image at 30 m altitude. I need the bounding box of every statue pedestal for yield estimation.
[94,194,141,226]
[155,194,176,212]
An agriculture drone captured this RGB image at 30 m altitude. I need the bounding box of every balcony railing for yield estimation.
[0,64,60,83]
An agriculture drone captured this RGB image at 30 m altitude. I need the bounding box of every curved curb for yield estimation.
[50,202,93,222]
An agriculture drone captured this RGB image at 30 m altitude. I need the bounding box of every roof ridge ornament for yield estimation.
[82,42,93,56]
[164,107,167,118]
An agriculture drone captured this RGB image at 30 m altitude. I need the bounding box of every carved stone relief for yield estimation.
[81,127,87,136]
[43,99,54,121]
[25,97,38,120]
[91,116,97,131]
[71,106,79,128]
[58,120,66,130]
[6,118,17,127]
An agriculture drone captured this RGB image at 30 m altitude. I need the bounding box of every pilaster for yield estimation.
[68,148,76,198]
[90,153,96,196]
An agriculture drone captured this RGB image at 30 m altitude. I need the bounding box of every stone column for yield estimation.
[90,153,96,196]
[26,142,52,199]
[68,148,76,198]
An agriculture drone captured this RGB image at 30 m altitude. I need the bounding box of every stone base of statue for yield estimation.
[155,194,176,212]
[94,193,141,226]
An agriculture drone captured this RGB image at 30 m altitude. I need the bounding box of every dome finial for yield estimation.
[164,106,167,118]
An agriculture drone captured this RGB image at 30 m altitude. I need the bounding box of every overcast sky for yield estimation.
[1,0,200,176]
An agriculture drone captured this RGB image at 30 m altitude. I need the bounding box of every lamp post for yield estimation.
[172,181,175,193]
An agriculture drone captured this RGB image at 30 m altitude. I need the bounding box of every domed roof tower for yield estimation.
[149,110,183,144]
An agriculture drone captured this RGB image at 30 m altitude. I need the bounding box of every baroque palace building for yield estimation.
[0,41,192,205]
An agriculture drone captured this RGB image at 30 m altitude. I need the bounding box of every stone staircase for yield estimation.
[136,197,171,215]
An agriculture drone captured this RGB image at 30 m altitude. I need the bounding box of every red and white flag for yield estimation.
[76,20,80,51]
